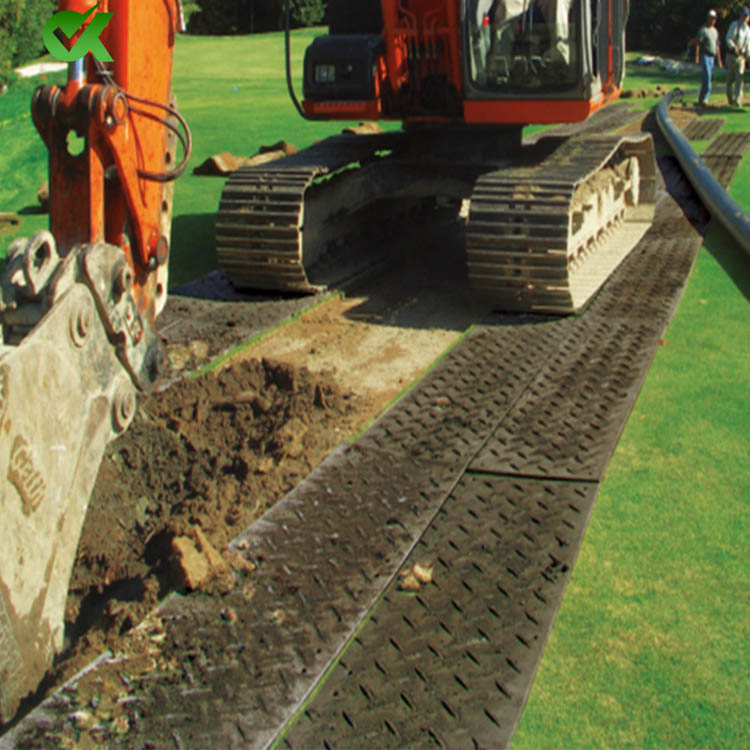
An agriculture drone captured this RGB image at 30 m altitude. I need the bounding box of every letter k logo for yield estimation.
[43,1,114,62]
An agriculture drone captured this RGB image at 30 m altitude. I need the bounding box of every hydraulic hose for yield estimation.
[285,0,326,120]
[656,89,750,258]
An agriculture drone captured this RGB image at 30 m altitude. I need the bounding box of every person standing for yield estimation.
[696,9,723,105]
[725,7,750,106]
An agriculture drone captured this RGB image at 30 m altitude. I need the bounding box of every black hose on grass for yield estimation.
[656,89,750,258]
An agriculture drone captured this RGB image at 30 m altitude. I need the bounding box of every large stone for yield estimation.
[259,140,299,156]
[192,152,244,176]
[193,141,299,176]
[171,535,210,590]
[170,526,235,593]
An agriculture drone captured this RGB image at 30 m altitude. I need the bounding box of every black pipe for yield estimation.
[656,89,750,257]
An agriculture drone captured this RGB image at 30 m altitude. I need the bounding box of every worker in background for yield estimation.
[695,9,723,106]
[725,6,750,106]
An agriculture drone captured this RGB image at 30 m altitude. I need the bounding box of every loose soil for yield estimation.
[54,357,370,690]
[242,294,479,410]
[50,263,485,699]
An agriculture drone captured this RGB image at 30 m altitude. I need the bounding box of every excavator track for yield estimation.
[467,134,656,313]
[217,131,655,314]
[216,132,405,292]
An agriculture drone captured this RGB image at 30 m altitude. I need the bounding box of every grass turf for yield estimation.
[512,58,750,750]
[1,37,748,748]
[512,226,750,748]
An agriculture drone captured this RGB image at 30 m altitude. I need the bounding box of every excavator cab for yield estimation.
[304,0,628,124]
[467,0,629,98]
[467,0,580,91]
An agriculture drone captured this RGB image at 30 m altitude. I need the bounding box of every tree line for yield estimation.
[1,0,55,86]
[2,0,749,90]
[0,0,325,86]
[186,0,749,54]
[187,0,326,34]
[630,0,741,54]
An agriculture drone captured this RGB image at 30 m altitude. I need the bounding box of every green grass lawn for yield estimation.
[513,58,750,750]
[513,230,750,749]
[1,36,747,748]
[0,73,64,249]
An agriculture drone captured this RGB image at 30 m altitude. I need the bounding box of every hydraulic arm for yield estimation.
[0,0,190,722]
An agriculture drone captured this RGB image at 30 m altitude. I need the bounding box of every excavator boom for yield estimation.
[0,0,189,722]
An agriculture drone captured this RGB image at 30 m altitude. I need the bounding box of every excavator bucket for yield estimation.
[0,237,147,721]
[0,0,186,718]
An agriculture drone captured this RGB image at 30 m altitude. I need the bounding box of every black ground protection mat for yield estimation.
[469,317,662,482]
[282,476,599,750]
[701,131,750,157]
[682,117,725,141]
[272,157,711,749]
[700,131,750,187]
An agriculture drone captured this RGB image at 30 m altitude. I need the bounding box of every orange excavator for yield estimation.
[0,0,654,723]
[217,0,656,312]
[0,0,189,722]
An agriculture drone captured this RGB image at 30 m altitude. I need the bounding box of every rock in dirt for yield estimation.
[197,525,236,591]
[399,572,421,591]
[223,549,256,574]
[274,416,308,458]
[170,526,235,594]
[54,357,358,694]
[263,357,298,391]
[412,561,434,584]
[171,535,210,590]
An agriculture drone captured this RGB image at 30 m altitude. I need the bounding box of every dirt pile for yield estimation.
[57,357,361,685]
[193,141,300,175]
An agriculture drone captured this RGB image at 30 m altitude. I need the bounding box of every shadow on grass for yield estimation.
[169,212,219,289]
[18,205,46,215]
[694,103,746,114]
[704,224,750,301]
